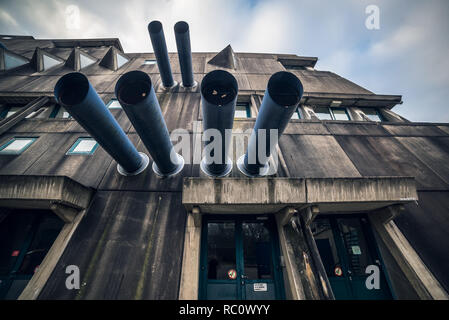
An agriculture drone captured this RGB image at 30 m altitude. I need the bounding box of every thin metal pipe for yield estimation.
[54,72,148,176]
[174,21,195,87]
[148,21,175,88]
[115,70,184,177]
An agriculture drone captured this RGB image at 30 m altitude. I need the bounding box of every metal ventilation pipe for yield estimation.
[174,21,195,88]
[148,21,176,88]
[237,71,303,177]
[200,70,238,177]
[54,72,149,176]
[115,70,184,177]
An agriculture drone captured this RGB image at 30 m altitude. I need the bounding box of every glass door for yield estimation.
[311,215,393,300]
[199,215,284,300]
[0,209,64,300]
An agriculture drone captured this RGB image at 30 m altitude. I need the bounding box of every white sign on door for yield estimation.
[253,283,268,292]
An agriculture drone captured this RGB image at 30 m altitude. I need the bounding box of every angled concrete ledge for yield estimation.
[182,177,417,214]
[0,175,94,220]
[0,175,94,300]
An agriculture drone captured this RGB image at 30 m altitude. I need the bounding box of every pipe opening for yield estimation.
[55,72,89,106]
[174,21,189,34]
[116,71,152,106]
[148,21,162,34]
[267,71,303,107]
[201,70,237,106]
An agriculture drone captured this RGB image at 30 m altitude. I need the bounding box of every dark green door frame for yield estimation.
[313,214,395,300]
[199,214,285,300]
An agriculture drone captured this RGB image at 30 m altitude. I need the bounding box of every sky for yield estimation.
[0,0,448,122]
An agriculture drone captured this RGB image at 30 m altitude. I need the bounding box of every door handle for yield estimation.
[241,274,247,286]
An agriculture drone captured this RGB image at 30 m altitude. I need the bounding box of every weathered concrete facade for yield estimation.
[0,34,448,300]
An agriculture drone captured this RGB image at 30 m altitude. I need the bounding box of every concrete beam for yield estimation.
[178,211,202,300]
[275,214,306,300]
[300,206,319,227]
[183,177,306,213]
[306,177,417,203]
[277,206,298,227]
[182,177,417,214]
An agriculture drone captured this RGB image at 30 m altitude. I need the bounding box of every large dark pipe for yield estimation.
[54,72,149,176]
[115,70,184,177]
[148,21,175,88]
[200,70,238,177]
[237,71,303,177]
[174,21,195,88]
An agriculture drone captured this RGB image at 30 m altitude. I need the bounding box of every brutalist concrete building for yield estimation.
[0,22,448,300]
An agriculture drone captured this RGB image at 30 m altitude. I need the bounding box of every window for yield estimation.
[4,52,28,70]
[314,107,333,120]
[106,99,122,109]
[235,102,251,118]
[4,106,22,118]
[0,209,64,300]
[314,107,350,121]
[284,65,306,70]
[360,108,383,122]
[42,53,62,71]
[331,108,350,121]
[79,53,96,69]
[143,59,156,65]
[0,137,37,155]
[116,53,129,69]
[49,105,72,119]
[67,138,98,155]
[291,108,301,119]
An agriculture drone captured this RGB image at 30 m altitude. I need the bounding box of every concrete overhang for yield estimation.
[301,93,402,109]
[0,175,94,222]
[182,177,418,214]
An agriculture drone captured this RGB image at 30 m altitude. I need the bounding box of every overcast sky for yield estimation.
[1,0,448,122]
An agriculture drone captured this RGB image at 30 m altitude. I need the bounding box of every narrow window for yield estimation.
[235,102,251,119]
[79,53,96,69]
[50,105,72,119]
[4,52,28,70]
[291,108,301,119]
[284,65,306,70]
[106,99,122,109]
[331,107,350,121]
[4,106,22,118]
[360,108,383,122]
[116,53,129,69]
[0,137,37,155]
[143,59,156,65]
[314,107,333,120]
[42,53,62,71]
[67,137,98,155]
